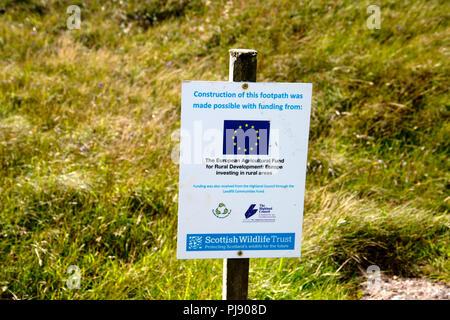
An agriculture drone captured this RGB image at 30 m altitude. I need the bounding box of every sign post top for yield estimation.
[229,49,258,82]
[229,49,258,56]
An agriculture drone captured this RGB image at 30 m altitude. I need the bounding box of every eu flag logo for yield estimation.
[223,120,270,155]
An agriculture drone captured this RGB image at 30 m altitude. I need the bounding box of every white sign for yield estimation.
[177,81,312,259]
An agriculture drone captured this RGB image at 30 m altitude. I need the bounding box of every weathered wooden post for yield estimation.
[222,48,257,300]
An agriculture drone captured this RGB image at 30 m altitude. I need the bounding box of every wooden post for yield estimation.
[222,48,257,300]
[228,49,257,82]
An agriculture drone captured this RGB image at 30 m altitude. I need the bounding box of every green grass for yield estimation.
[0,0,448,299]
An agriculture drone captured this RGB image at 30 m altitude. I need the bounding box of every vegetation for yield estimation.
[0,0,448,299]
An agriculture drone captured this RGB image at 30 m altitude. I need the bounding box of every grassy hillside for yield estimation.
[0,0,448,299]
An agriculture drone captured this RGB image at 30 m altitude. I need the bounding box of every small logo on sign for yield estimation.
[244,204,258,219]
[223,120,270,155]
[243,204,275,223]
[212,202,231,218]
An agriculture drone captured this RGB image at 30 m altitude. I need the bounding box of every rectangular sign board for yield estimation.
[177,81,312,259]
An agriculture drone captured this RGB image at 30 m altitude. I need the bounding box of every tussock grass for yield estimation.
[0,0,448,299]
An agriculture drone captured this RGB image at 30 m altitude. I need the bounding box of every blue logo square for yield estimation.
[223,120,270,155]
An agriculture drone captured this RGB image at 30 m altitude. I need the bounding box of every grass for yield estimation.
[0,0,448,299]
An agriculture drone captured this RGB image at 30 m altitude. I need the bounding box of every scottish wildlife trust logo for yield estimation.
[212,202,231,218]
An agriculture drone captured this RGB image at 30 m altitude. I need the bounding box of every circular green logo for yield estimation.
[212,202,231,218]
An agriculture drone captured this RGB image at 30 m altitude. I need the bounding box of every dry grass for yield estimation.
[0,0,448,299]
